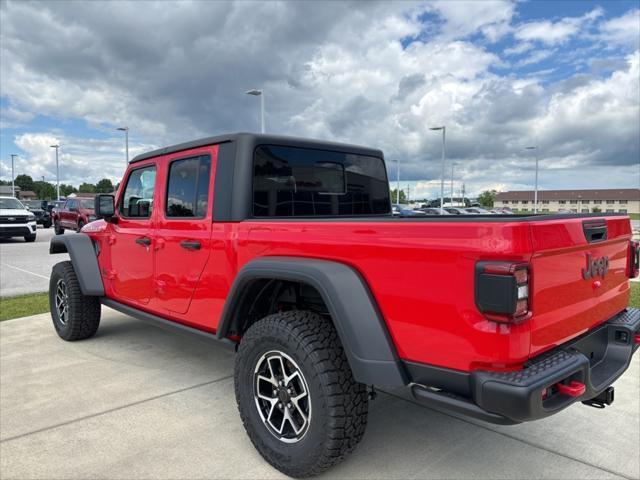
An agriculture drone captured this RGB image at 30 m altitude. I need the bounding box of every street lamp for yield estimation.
[117,127,129,165]
[395,158,401,206]
[10,154,17,197]
[429,126,446,214]
[450,162,456,207]
[525,146,539,213]
[245,89,265,133]
[50,144,60,201]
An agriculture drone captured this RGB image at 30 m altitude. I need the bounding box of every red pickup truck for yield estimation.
[51,197,97,234]
[49,133,639,477]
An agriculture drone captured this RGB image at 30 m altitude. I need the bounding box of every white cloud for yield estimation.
[599,9,640,48]
[514,8,603,45]
[0,1,638,194]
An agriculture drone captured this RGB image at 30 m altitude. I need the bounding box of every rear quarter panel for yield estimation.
[233,220,535,371]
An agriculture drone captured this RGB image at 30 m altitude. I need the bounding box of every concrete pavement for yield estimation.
[1,309,638,479]
[0,228,71,297]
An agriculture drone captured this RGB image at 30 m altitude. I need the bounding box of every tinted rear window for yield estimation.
[253,145,390,217]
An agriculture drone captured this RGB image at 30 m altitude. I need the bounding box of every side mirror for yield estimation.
[95,194,116,222]
[25,205,31,211]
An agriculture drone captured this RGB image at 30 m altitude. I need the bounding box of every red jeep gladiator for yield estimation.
[52,197,97,234]
[49,133,639,477]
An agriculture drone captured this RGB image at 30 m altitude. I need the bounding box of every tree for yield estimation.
[59,184,77,197]
[95,178,114,193]
[33,181,57,200]
[390,188,407,205]
[478,190,498,208]
[78,182,96,193]
[14,174,34,192]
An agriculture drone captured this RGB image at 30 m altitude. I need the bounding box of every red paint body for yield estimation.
[85,144,633,373]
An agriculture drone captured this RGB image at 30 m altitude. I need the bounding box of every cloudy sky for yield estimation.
[1,0,638,198]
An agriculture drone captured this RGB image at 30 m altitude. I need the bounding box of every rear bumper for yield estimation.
[411,308,639,424]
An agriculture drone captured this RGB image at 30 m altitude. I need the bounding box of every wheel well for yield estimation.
[228,279,330,337]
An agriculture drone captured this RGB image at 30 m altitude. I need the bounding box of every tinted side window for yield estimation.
[120,165,156,218]
[166,155,211,218]
[253,145,389,216]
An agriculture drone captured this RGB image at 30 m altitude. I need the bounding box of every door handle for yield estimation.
[180,240,201,250]
[135,237,152,247]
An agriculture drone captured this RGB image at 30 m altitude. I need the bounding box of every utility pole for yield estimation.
[10,154,17,197]
[50,144,60,201]
[462,183,466,207]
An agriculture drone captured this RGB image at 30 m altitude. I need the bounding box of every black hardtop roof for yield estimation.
[130,132,384,164]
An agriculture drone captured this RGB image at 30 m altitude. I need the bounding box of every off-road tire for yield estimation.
[49,261,101,341]
[54,220,64,235]
[24,234,36,243]
[235,310,368,477]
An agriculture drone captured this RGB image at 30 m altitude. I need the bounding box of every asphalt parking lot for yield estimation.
[0,228,71,297]
[1,309,638,480]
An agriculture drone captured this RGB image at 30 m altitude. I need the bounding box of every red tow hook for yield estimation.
[556,381,586,398]
[634,334,640,345]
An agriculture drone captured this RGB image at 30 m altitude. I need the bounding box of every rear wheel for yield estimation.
[235,310,368,477]
[77,221,85,232]
[54,220,64,235]
[49,261,101,341]
[24,234,36,243]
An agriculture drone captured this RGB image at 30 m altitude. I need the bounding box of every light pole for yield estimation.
[395,158,400,206]
[50,144,60,201]
[450,162,456,206]
[10,154,17,197]
[245,89,265,133]
[117,127,129,165]
[429,126,446,214]
[525,146,538,213]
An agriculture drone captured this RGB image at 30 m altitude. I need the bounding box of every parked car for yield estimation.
[21,200,52,228]
[48,133,639,477]
[0,196,37,242]
[444,207,467,215]
[464,207,494,214]
[491,207,514,215]
[51,197,97,234]
[419,207,450,215]
[393,205,426,216]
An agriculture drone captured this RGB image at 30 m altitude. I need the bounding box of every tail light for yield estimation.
[475,261,531,324]
[628,241,639,278]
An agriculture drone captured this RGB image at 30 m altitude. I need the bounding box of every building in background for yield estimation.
[494,189,640,214]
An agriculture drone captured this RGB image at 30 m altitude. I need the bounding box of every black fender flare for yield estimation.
[217,256,408,386]
[50,234,104,296]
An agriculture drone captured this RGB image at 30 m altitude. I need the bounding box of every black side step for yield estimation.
[101,298,236,351]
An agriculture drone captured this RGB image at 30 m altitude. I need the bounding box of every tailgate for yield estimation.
[529,216,632,357]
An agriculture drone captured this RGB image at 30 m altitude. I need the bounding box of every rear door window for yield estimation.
[120,165,157,218]
[165,155,211,218]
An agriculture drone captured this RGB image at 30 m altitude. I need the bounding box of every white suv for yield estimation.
[0,196,37,242]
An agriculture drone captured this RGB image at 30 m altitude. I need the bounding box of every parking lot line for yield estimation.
[1,263,50,281]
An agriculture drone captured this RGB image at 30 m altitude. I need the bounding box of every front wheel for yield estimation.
[49,261,101,341]
[24,234,36,243]
[235,311,368,477]
[54,220,64,235]
[77,221,85,233]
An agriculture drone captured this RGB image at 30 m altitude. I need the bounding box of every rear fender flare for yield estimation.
[50,234,104,296]
[217,256,408,386]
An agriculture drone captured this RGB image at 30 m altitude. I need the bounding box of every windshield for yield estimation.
[80,199,95,209]
[0,198,25,209]
[23,200,42,209]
